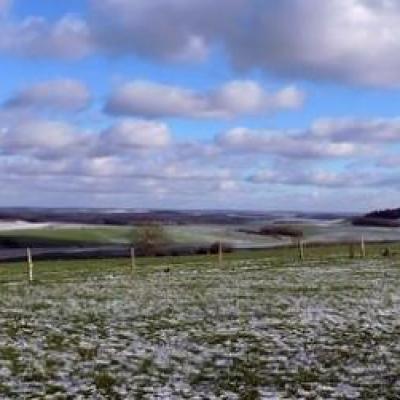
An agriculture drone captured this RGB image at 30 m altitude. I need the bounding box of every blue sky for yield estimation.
[1,0,400,211]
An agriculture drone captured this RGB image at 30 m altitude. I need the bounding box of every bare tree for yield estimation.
[134,223,169,256]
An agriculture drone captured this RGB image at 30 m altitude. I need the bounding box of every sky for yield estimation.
[1,0,400,212]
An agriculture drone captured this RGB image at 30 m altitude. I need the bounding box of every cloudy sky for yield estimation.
[1,0,400,211]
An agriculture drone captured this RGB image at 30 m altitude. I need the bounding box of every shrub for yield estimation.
[259,225,303,238]
[209,242,233,254]
[133,224,170,256]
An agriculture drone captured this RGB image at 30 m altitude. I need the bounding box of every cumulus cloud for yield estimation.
[247,166,399,190]
[226,0,400,87]
[216,127,361,159]
[98,119,172,153]
[88,0,243,62]
[90,0,400,86]
[1,0,220,61]
[212,82,303,116]
[5,79,90,111]
[105,80,304,119]
[0,15,92,59]
[0,114,395,174]
[0,115,172,163]
[2,111,400,207]
[1,1,400,86]
[216,116,400,159]
[0,156,72,177]
[311,118,400,142]
[106,81,205,119]
[0,119,89,158]
[248,169,355,188]
[77,156,137,178]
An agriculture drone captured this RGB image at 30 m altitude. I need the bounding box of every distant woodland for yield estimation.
[365,209,400,219]
[352,208,400,227]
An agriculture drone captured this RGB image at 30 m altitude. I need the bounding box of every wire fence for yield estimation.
[0,240,398,286]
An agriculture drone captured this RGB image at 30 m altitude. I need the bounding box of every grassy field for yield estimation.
[0,245,400,398]
[2,219,400,249]
[0,225,134,245]
[0,223,286,248]
[0,241,400,283]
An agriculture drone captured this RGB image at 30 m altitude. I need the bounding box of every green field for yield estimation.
[0,245,400,398]
[1,241,400,283]
[0,226,134,244]
[2,219,400,249]
[0,223,290,248]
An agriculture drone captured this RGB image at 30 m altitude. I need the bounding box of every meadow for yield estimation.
[0,245,400,398]
[2,218,400,251]
[0,223,285,248]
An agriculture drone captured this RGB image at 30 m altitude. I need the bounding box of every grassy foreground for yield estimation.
[0,244,399,398]
[0,241,399,284]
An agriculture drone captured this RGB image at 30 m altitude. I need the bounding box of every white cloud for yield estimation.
[216,116,400,160]
[248,168,381,188]
[226,0,400,86]
[0,114,394,182]
[0,119,88,158]
[78,156,137,178]
[90,0,400,87]
[1,1,400,87]
[0,15,92,59]
[0,156,71,177]
[216,179,239,192]
[311,118,400,142]
[5,79,90,111]
[106,81,205,119]
[211,82,304,116]
[88,0,242,62]
[1,111,400,208]
[216,127,361,159]
[99,119,172,151]
[105,80,304,118]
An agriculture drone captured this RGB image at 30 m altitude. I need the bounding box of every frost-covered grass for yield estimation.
[0,256,400,398]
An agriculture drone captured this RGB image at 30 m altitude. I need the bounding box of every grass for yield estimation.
[0,243,399,397]
[0,225,133,244]
[94,371,118,397]
[0,240,399,284]
[0,222,303,247]
[2,219,400,249]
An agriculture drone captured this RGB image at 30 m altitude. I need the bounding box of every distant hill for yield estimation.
[365,208,400,219]
[0,208,351,226]
[352,208,400,227]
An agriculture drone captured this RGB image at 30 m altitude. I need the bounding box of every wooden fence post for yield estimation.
[349,243,355,258]
[298,239,304,261]
[27,248,33,283]
[361,235,366,258]
[218,241,223,266]
[130,247,135,274]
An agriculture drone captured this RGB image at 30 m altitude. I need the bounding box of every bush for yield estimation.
[209,242,233,254]
[352,217,400,228]
[195,247,209,255]
[133,224,169,256]
[259,225,303,238]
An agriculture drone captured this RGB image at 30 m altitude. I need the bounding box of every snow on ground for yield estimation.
[0,221,114,232]
[0,258,399,398]
[0,221,53,231]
